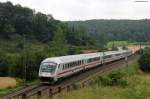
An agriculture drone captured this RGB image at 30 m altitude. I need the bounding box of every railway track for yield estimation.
[1,54,139,99]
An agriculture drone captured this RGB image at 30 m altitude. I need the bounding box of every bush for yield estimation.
[97,76,113,86]
[125,77,146,99]
[95,71,127,87]
[138,47,150,72]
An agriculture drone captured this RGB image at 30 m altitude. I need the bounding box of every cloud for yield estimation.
[1,0,150,20]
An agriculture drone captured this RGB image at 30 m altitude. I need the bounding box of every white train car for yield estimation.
[39,49,132,83]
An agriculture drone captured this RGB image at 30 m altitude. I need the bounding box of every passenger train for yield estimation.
[39,49,132,83]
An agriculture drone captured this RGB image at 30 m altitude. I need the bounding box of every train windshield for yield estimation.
[40,62,57,73]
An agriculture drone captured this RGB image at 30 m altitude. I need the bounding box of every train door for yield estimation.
[100,56,103,65]
[56,64,63,78]
[82,59,86,70]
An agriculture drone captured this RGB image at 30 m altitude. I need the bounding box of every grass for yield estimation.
[107,41,128,49]
[50,61,150,99]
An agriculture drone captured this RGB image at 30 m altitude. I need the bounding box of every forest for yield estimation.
[0,1,99,80]
[68,19,150,42]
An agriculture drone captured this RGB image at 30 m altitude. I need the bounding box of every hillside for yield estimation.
[53,62,150,99]
[0,1,99,80]
[68,19,150,42]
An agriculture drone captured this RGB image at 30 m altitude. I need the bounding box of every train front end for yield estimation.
[39,61,58,83]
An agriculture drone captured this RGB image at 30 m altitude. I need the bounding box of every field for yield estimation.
[51,62,150,99]
[107,41,150,53]
[107,41,128,49]
[0,78,39,96]
[0,77,17,89]
[128,45,150,53]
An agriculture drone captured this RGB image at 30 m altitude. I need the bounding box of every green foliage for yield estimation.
[0,1,100,81]
[49,27,69,56]
[52,61,150,99]
[65,26,95,47]
[125,77,146,99]
[139,47,150,72]
[0,51,9,76]
[0,1,61,41]
[121,62,139,76]
[95,71,127,87]
[10,48,46,80]
[94,62,139,87]
[69,20,150,42]
[0,1,96,48]
[0,39,47,80]
[94,33,109,50]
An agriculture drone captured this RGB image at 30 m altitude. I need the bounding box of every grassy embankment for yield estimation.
[50,61,150,99]
[0,78,39,96]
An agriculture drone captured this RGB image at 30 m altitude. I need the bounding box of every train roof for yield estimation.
[42,50,130,64]
[104,50,127,55]
[42,52,103,64]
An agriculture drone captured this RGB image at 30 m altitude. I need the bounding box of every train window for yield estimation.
[72,62,75,67]
[63,64,65,69]
[78,61,79,65]
[72,62,73,67]
[75,61,78,66]
[69,63,71,68]
[40,62,57,73]
[74,62,76,66]
[58,64,60,68]
[73,62,75,67]
[103,55,112,59]
[87,57,99,63]
[64,64,66,69]
[70,63,72,68]
[72,62,74,67]
[65,64,68,69]
[65,64,67,69]
[116,54,120,56]
[68,63,70,68]
[76,62,77,66]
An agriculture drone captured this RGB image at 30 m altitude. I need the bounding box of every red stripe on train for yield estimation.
[58,61,101,76]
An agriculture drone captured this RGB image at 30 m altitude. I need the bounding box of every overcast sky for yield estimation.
[1,0,150,21]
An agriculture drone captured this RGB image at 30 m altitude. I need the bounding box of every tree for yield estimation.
[2,24,16,38]
[49,27,68,56]
[138,47,150,72]
[0,51,8,76]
